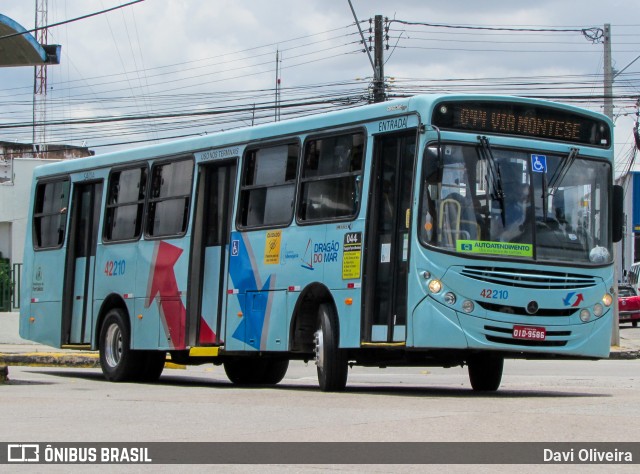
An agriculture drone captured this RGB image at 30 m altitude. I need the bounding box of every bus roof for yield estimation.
[31,93,612,179]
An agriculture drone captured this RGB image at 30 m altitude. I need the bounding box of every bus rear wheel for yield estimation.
[315,303,348,392]
[135,351,166,382]
[99,308,140,382]
[261,359,289,384]
[223,359,289,385]
[468,354,504,391]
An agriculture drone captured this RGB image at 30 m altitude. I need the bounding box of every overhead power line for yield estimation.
[388,19,604,42]
[2,9,637,153]
[0,94,369,130]
[0,0,145,41]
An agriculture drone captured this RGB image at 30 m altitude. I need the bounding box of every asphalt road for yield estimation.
[2,313,640,465]
[3,347,640,472]
[2,358,640,443]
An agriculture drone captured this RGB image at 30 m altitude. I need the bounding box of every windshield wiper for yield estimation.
[542,147,578,222]
[548,147,579,192]
[477,135,505,225]
[541,171,549,221]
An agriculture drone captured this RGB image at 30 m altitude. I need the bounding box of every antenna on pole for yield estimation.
[33,0,48,157]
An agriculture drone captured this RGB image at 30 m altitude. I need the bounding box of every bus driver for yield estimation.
[494,163,532,243]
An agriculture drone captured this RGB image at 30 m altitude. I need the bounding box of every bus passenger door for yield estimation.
[363,131,416,343]
[187,161,236,346]
[62,181,103,345]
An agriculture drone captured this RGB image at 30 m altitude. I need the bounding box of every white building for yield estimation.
[0,142,92,310]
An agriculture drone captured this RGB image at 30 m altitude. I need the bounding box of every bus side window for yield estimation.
[104,167,147,242]
[33,179,70,249]
[298,131,364,222]
[145,158,194,238]
[238,143,299,228]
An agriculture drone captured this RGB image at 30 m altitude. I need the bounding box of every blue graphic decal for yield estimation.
[228,232,274,349]
[233,275,273,350]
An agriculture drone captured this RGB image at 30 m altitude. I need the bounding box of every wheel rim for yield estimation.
[104,323,123,368]
[314,328,324,369]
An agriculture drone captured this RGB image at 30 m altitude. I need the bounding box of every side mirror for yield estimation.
[424,146,441,184]
[612,184,623,243]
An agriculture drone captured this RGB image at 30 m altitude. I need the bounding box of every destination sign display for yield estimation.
[432,101,610,147]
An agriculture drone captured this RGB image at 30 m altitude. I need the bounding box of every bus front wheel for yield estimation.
[99,308,139,382]
[468,354,504,391]
[315,303,348,392]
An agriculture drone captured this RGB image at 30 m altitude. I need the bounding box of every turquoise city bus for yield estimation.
[19,94,623,391]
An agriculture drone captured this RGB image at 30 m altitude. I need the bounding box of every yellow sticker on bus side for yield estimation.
[264,231,282,264]
[456,240,533,257]
[342,232,362,279]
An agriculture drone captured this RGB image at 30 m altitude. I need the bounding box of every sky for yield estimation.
[1,0,638,175]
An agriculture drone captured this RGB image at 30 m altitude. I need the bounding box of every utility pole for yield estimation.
[372,15,385,103]
[603,24,614,120]
[347,1,385,103]
[33,0,48,157]
[603,23,621,346]
[275,49,281,122]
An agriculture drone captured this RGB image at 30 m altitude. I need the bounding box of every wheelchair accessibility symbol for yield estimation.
[531,154,547,173]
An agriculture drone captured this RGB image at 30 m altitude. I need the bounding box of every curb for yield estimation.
[608,349,640,360]
[0,352,185,370]
[0,352,100,368]
[0,365,7,383]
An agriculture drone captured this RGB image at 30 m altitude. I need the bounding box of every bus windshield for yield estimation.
[420,142,612,265]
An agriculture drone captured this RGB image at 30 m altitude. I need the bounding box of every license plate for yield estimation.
[512,325,546,340]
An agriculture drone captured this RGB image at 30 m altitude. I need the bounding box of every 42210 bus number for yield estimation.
[480,289,508,300]
[104,259,126,277]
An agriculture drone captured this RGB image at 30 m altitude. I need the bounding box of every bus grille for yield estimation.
[478,301,577,317]
[459,266,597,290]
[484,325,570,347]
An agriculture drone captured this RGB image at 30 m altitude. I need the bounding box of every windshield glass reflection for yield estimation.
[420,142,612,264]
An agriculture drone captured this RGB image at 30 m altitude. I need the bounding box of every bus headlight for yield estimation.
[462,300,474,313]
[579,309,591,322]
[428,279,442,294]
[602,293,613,307]
[593,303,604,317]
[444,292,456,305]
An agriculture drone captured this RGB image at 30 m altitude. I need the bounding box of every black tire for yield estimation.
[261,359,289,384]
[468,354,504,392]
[135,351,166,382]
[99,308,141,382]
[224,358,289,385]
[315,303,348,392]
